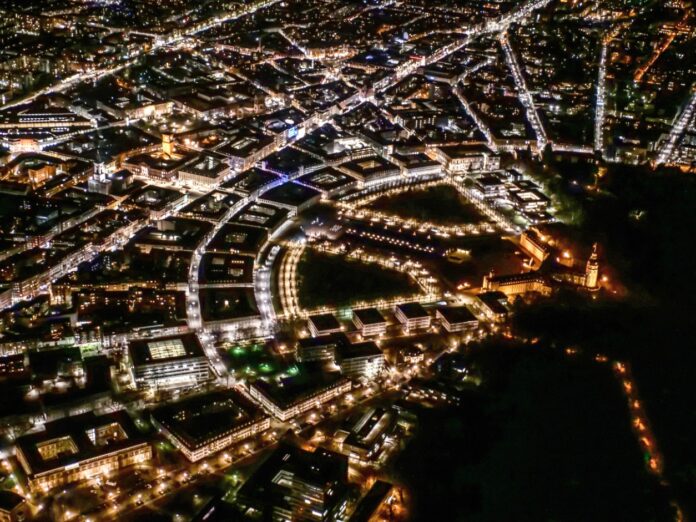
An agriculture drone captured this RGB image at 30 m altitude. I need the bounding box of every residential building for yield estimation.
[151,390,270,462]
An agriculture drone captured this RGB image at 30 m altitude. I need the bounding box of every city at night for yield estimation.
[0,0,695,520]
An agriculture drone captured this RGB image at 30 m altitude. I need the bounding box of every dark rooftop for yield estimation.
[437,305,478,324]
[308,313,342,332]
[151,390,267,450]
[15,411,147,476]
[353,307,387,326]
[395,302,429,319]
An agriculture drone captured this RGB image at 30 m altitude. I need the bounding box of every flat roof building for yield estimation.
[127,333,212,391]
[475,292,510,323]
[15,411,151,492]
[336,341,385,379]
[436,306,479,333]
[394,303,431,333]
[178,152,232,189]
[352,308,388,337]
[348,480,398,522]
[237,443,350,522]
[339,408,396,462]
[249,369,351,422]
[296,333,347,363]
[151,390,270,462]
[307,313,342,338]
[0,491,29,522]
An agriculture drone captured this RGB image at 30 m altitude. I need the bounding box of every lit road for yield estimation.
[278,242,304,318]
[254,244,281,328]
[594,42,608,156]
[499,32,548,152]
[655,90,696,165]
[454,81,498,151]
[0,0,280,111]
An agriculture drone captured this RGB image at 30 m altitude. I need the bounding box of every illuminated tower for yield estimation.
[162,134,173,158]
[585,243,600,290]
[482,269,495,292]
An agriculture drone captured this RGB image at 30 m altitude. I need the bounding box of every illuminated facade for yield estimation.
[249,378,351,422]
[127,334,212,390]
[237,444,350,522]
[352,308,388,337]
[15,412,151,492]
[585,243,600,290]
[336,341,385,379]
[482,271,552,296]
[394,303,431,333]
[151,390,270,462]
[519,229,551,264]
[436,306,480,333]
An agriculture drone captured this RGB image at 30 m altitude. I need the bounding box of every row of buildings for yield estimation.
[308,301,480,338]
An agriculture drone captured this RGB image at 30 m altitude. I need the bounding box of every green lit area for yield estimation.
[222,342,290,380]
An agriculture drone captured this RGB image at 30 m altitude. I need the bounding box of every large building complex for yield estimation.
[151,390,270,462]
[127,334,212,391]
[15,411,151,492]
[0,0,681,517]
[249,371,351,422]
[338,407,398,463]
[237,444,351,522]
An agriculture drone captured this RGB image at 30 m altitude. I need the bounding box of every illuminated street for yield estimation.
[0,0,694,520]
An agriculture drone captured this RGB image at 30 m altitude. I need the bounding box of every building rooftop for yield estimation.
[477,291,510,315]
[349,480,394,522]
[337,341,382,361]
[308,313,342,333]
[395,302,429,319]
[252,366,348,411]
[238,443,349,516]
[128,333,205,367]
[437,305,478,325]
[297,332,349,350]
[15,411,146,476]
[0,490,25,512]
[151,390,267,450]
[353,307,387,326]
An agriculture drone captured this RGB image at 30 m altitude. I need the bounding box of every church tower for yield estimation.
[585,243,600,290]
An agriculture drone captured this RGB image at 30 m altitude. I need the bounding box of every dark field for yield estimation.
[368,184,486,225]
[395,344,670,521]
[296,250,420,310]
